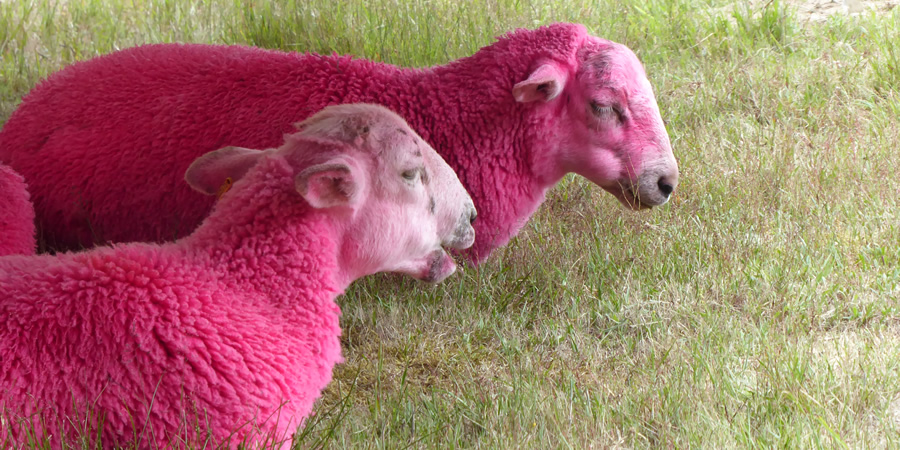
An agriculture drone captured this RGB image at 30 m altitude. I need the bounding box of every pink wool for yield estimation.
[0,157,343,448]
[0,164,35,256]
[0,23,678,261]
[0,104,475,448]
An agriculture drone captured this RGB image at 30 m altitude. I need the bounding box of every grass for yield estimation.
[2,0,900,447]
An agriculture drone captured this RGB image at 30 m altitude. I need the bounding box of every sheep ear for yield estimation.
[296,159,363,209]
[512,63,568,103]
[185,146,266,196]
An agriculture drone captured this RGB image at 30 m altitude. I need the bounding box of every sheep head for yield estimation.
[515,37,679,210]
[186,104,476,283]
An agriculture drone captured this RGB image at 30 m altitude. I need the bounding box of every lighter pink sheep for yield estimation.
[0,104,475,448]
[0,164,35,256]
[0,22,678,261]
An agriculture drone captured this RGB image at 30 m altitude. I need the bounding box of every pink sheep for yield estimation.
[0,164,36,256]
[0,22,678,261]
[0,104,476,448]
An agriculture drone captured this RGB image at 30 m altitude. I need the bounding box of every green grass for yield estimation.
[2,0,900,447]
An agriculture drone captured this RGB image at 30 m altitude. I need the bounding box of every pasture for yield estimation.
[1,0,899,447]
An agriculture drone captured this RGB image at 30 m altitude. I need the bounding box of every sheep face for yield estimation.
[293,104,477,282]
[514,39,679,210]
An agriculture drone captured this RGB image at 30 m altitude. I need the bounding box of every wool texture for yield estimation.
[0,164,36,255]
[0,155,343,448]
[0,23,594,261]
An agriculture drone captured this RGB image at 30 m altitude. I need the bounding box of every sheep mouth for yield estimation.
[419,248,457,283]
[604,184,652,210]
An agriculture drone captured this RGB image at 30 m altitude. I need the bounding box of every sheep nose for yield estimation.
[444,206,476,250]
[657,177,675,197]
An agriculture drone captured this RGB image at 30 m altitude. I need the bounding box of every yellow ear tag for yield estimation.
[216,177,233,199]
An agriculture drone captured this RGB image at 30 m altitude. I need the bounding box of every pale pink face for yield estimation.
[287,104,476,283]
[516,38,679,209]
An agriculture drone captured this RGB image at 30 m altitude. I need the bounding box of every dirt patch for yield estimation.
[727,0,899,22]
[785,0,899,21]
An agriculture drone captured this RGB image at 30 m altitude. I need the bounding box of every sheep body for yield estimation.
[0,164,35,255]
[0,23,678,260]
[0,157,341,448]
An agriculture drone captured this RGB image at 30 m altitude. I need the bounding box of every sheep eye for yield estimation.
[401,169,418,181]
[590,101,624,123]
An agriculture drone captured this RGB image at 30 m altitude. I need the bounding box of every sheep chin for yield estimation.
[600,184,649,210]
[423,249,457,283]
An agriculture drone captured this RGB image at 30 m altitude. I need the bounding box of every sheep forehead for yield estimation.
[580,44,648,92]
[295,103,410,146]
[343,107,424,163]
[363,127,425,176]
[291,104,425,165]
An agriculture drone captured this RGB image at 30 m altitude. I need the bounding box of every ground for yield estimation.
[1,0,899,448]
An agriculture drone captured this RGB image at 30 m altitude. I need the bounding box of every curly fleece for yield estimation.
[0,155,343,448]
[0,23,591,261]
[0,164,35,256]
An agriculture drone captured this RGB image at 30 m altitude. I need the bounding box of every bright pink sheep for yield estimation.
[0,164,36,256]
[0,22,678,261]
[0,104,475,448]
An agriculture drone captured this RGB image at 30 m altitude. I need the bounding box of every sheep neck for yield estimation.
[399,25,587,187]
[184,157,346,304]
[366,27,586,255]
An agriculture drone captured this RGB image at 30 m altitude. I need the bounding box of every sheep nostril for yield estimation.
[469,209,477,225]
[657,178,674,197]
